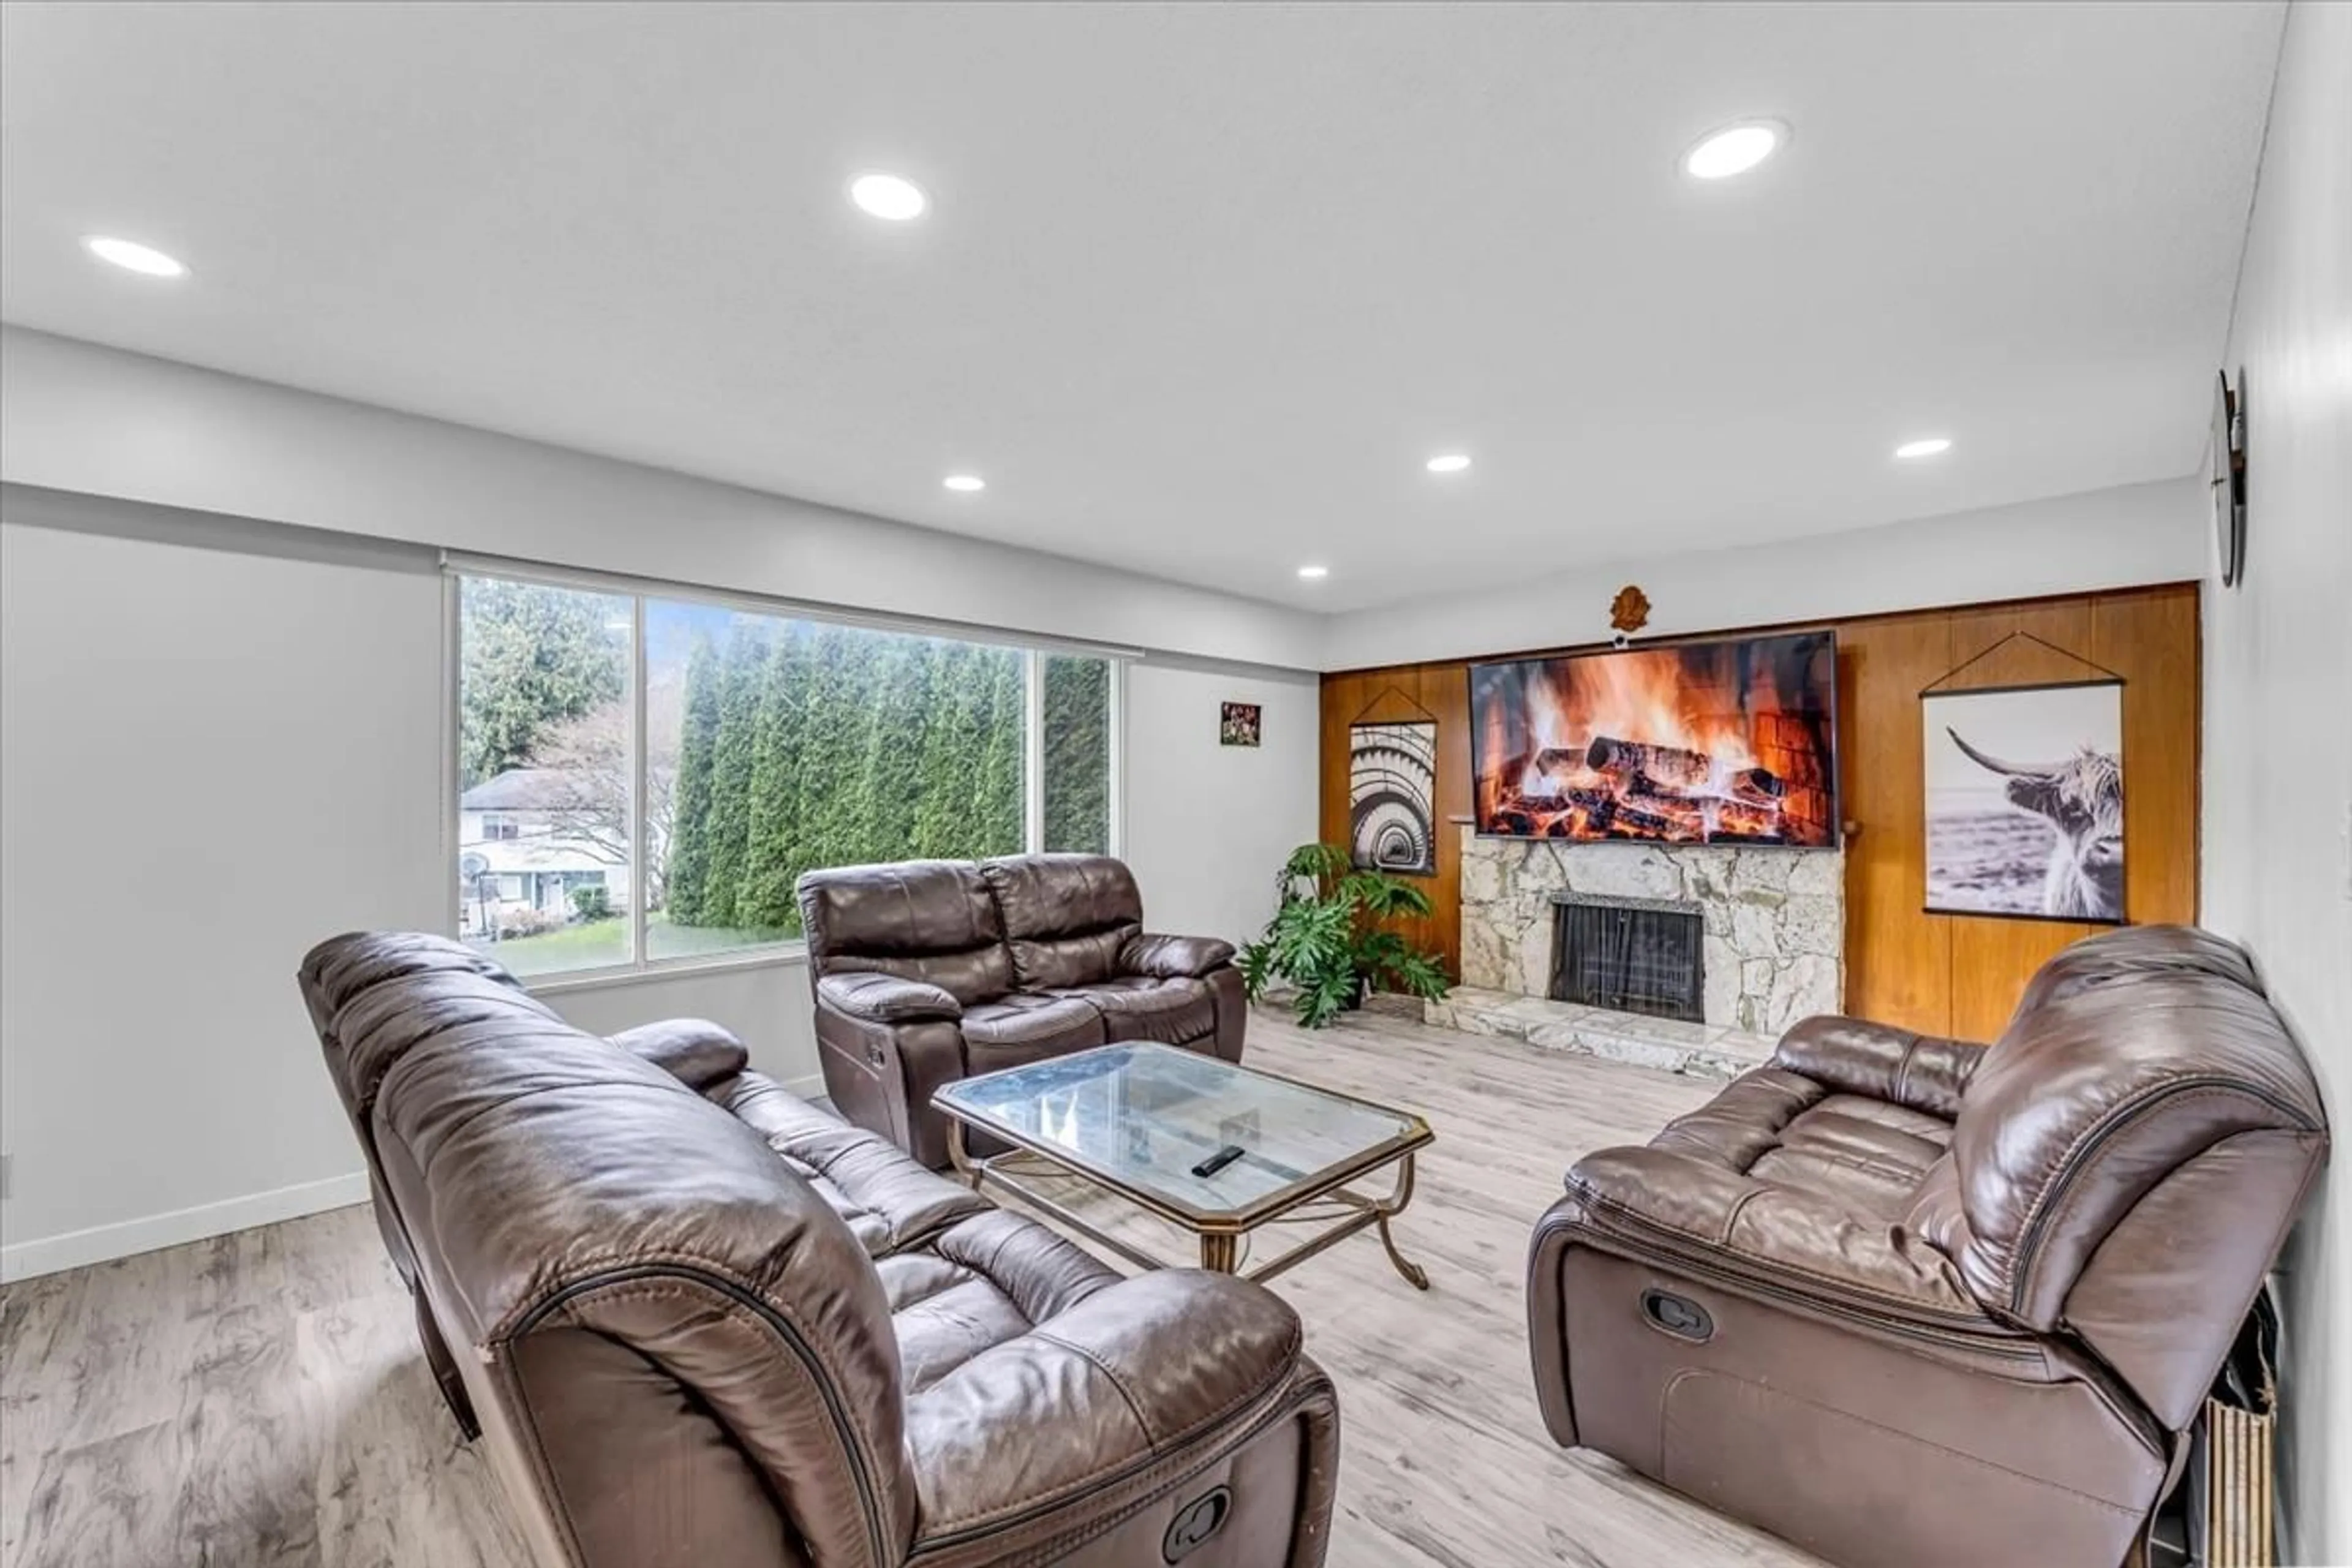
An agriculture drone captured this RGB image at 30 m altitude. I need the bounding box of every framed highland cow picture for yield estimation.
[1923,680,2124,924]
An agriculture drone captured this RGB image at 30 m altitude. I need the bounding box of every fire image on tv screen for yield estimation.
[1470,630,1839,846]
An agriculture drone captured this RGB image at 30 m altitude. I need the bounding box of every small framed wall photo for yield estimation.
[1219,701,1262,747]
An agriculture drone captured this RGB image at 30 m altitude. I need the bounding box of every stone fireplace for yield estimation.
[1456,821,1843,1034]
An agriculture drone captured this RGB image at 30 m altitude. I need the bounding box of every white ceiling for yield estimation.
[0,2,2282,612]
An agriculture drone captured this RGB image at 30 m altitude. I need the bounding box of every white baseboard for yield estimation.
[2,1074,837,1284]
[0,1170,371,1284]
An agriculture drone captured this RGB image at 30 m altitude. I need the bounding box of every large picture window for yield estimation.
[454,572,1118,978]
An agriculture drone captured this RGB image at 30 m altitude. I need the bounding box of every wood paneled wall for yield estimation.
[1320,582,2200,1039]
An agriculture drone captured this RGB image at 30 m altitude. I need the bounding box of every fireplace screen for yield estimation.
[1550,895,1705,1022]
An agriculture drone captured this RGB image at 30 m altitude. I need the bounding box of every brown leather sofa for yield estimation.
[1528,925,2329,1568]
[798,854,1246,1168]
[300,932,1337,1568]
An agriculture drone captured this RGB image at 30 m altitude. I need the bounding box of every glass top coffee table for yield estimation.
[933,1042,1434,1289]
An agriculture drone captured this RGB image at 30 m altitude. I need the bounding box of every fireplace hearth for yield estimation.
[1550,893,1705,1022]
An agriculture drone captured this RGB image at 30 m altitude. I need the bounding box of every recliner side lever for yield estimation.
[1641,1287,1715,1342]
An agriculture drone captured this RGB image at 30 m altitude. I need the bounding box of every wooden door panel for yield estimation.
[1838,614,1954,1033]
[2097,588,2200,925]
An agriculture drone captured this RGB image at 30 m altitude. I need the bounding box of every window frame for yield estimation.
[442,567,1126,991]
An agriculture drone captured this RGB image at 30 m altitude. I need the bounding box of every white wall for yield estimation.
[0,521,445,1279]
[2198,5,2352,1560]
[1321,476,2209,669]
[1124,662,1322,949]
[0,326,1326,672]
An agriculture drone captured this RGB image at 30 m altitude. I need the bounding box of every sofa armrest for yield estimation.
[1120,931,1237,979]
[1773,1014,1988,1119]
[905,1270,1322,1553]
[1545,1145,1993,1329]
[817,971,963,1023]
[607,1019,748,1092]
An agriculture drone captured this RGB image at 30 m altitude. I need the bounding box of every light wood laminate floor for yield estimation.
[1,1007,1824,1568]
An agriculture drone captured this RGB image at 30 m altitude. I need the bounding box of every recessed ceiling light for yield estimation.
[850,173,928,222]
[1297,565,1330,580]
[943,473,986,492]
[1681,119,1788,181]
[83,235,186,277]
[1425,453,1472,474]
[1894,437,1954,459]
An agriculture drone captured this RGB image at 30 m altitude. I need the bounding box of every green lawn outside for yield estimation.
[647,913,798,962]
[473,912,796,976]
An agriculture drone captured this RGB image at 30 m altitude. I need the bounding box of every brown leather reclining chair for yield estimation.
[1528,925,2328,1568]
[300,932,1337,1568]
[799,854,1246,1168]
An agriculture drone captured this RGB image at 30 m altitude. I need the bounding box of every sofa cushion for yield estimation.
[608,1018,750,1093]
[300,929,550,1026]
[2002,922,2262,1028]
[1772,1014,1985,1118]
[1053,975,1216,1046]
[959,992,1107,1071]
[723,1073,989,1255]
[979,854,1145,989]
[816,971,963,1023]
[902,1268,1313,1547]
[1119,932,1237,979]
[880,1210,1120,1396]
[797,860,1014,1005]
[1651,1067,1951,1224]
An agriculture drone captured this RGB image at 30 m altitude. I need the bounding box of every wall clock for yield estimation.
[2211,369,2247,587]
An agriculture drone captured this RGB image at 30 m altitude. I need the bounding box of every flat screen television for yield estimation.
[1469,630,1839,846]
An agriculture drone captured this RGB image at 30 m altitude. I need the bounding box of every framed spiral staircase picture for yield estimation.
[1349,721,1439,876]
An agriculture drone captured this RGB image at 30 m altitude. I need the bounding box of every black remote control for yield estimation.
[1191,1144,1245,1178]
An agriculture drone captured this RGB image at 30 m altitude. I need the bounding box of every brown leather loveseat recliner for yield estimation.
[300,932,1338,1568]
[1528,924,2329,1568]
[799,854,1246,1168]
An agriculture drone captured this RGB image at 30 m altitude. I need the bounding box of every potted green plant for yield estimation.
[1237,843,1452,1028]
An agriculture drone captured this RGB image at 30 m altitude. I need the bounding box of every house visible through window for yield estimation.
[454,572,1119,979]
[456,578,634,974]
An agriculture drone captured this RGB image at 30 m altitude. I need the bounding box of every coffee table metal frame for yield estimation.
[938,1052,1434,1290]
